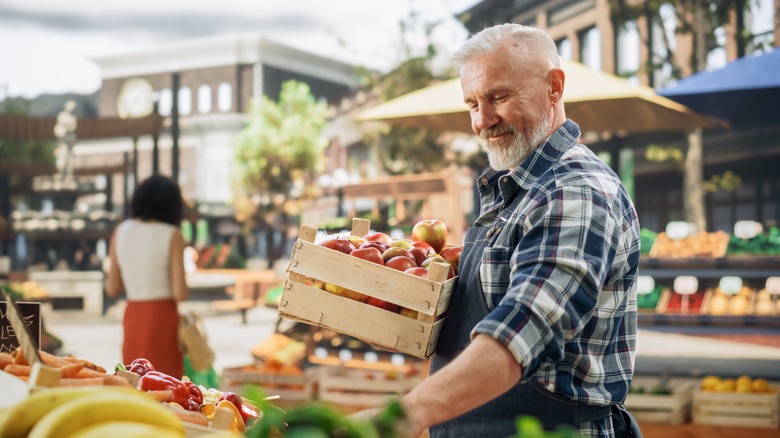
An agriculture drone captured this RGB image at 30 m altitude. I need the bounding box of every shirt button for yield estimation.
[502,177,509,183]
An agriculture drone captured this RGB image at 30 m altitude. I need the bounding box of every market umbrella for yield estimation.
[356,60,725,134]
[659,49,780,126]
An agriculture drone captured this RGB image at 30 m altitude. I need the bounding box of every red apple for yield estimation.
[366,297,400,313]
[404,267,428,278]
[364,232,393,245]
[411,240,435,256]
[359,241,391,253]
[412,219,448,254]
[350,247,384,265]
[385,256,416,272]
[320,238,355,255]
[381,247,414,263]
[439,246,463,275]
[389,239,413,250]
[408,247,428,266]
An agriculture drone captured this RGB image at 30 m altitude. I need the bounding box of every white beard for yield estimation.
[482,111,551,171]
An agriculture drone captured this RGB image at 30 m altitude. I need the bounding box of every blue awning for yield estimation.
[659,49,780,126]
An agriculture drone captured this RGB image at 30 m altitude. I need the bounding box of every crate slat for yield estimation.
[317,366,422,407]
[693,390,779,428]
[279,281,439,358]
[289,240,449,315]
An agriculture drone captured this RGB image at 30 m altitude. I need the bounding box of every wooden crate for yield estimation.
[221,365,316,402]
[278,219,456,359]
[625,382,694,425]
[693,390,780,428]
[316,365,423,408]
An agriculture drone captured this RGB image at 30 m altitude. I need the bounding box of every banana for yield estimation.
[0,386,145,438]
[28,391,184,438]
[68,421,183,438]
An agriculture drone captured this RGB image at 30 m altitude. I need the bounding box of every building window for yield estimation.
[616,20,640,85]
[548,0,596,27]
[557,37,573,61]
[198,85,212,113]
[179,87,192,116]
[218,82,232,112]
[651,3,676,88]
[579,26,601,71]
[158,88,172,116]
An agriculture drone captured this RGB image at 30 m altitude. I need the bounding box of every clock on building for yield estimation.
[117,78,154,118]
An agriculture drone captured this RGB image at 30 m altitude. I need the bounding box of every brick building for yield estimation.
[74,34,357,232]
[459,0,780,231]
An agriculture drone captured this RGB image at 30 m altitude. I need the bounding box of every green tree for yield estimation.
[609,0,751,231]
[361,6,456,175]
[233,80,329,268]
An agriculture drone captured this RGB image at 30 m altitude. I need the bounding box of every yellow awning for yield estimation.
[356,60,726,134]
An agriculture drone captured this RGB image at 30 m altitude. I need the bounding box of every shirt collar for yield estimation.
[476,120,581,214]
[511,119,580,190]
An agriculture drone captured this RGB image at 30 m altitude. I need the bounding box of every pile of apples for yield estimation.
[316,219,462,318]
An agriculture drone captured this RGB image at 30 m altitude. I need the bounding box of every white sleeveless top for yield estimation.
[116,219,177,301]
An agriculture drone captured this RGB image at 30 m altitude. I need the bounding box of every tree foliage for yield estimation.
[360,7,456,175]
[233,80,328,239]
[610,0,751,230]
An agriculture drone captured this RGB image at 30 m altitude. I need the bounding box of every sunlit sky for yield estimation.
[0,0,480,99]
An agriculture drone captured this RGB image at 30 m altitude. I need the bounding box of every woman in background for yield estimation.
[107,174,188,378]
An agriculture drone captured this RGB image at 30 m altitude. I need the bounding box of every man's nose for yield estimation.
[473,104,499,132]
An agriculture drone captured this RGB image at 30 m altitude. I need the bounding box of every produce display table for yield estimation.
[639,422,780,437]
[187,269,280,323]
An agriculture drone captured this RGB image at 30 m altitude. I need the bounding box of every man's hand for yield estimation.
[348,401,422,438]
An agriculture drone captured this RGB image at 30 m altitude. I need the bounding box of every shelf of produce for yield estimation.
[638,422,780,438]
[640,256,780,280]
[638,314,780,328]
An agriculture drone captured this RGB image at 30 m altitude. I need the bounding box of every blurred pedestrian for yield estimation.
[107,174,188,378]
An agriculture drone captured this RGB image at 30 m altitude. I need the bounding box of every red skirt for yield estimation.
[123,299,183,379]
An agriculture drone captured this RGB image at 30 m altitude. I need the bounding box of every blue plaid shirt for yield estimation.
[470,120,641,437]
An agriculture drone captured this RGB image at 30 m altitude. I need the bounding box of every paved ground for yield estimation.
[44,303,780,381]
[46,303,280,375]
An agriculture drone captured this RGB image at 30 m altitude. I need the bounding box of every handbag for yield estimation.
[178,311,215,372]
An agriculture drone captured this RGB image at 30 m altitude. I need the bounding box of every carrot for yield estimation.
[57,363,86,378]
[12,348,27,365]
[58,377,109,387]
[58,375,131,387]
[104,374,132,386]
[74,367,109,379]
[4,364,32,377]
[64,354,106,373]
[38,350,71,367]
[0,352,13,369]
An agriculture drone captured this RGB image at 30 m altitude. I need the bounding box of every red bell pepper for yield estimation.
[138,371,190,407]
[184,381,204,407]
[219,392,260,424]
[125,358,155,376]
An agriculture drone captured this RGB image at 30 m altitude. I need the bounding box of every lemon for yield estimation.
[752,378,770,393]
[736,375,752,386]
[714,379,736,392]
[700,375,721,391]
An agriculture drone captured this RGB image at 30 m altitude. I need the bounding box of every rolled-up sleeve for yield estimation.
[472,184,617,381]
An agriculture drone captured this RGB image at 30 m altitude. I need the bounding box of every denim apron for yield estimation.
[429,221,621,437]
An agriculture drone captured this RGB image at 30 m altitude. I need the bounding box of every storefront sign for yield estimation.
[0,299,42,355]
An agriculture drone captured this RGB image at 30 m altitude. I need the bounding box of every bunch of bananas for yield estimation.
[0,386,235,438]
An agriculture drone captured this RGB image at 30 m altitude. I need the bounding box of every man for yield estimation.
[392,24,642,437]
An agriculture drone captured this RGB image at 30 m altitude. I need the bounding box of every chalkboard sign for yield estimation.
[0,301,41,354]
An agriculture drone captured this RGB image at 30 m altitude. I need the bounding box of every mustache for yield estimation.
[480,124,516,141]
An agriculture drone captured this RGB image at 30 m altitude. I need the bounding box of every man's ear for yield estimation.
[549,68,565,104]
